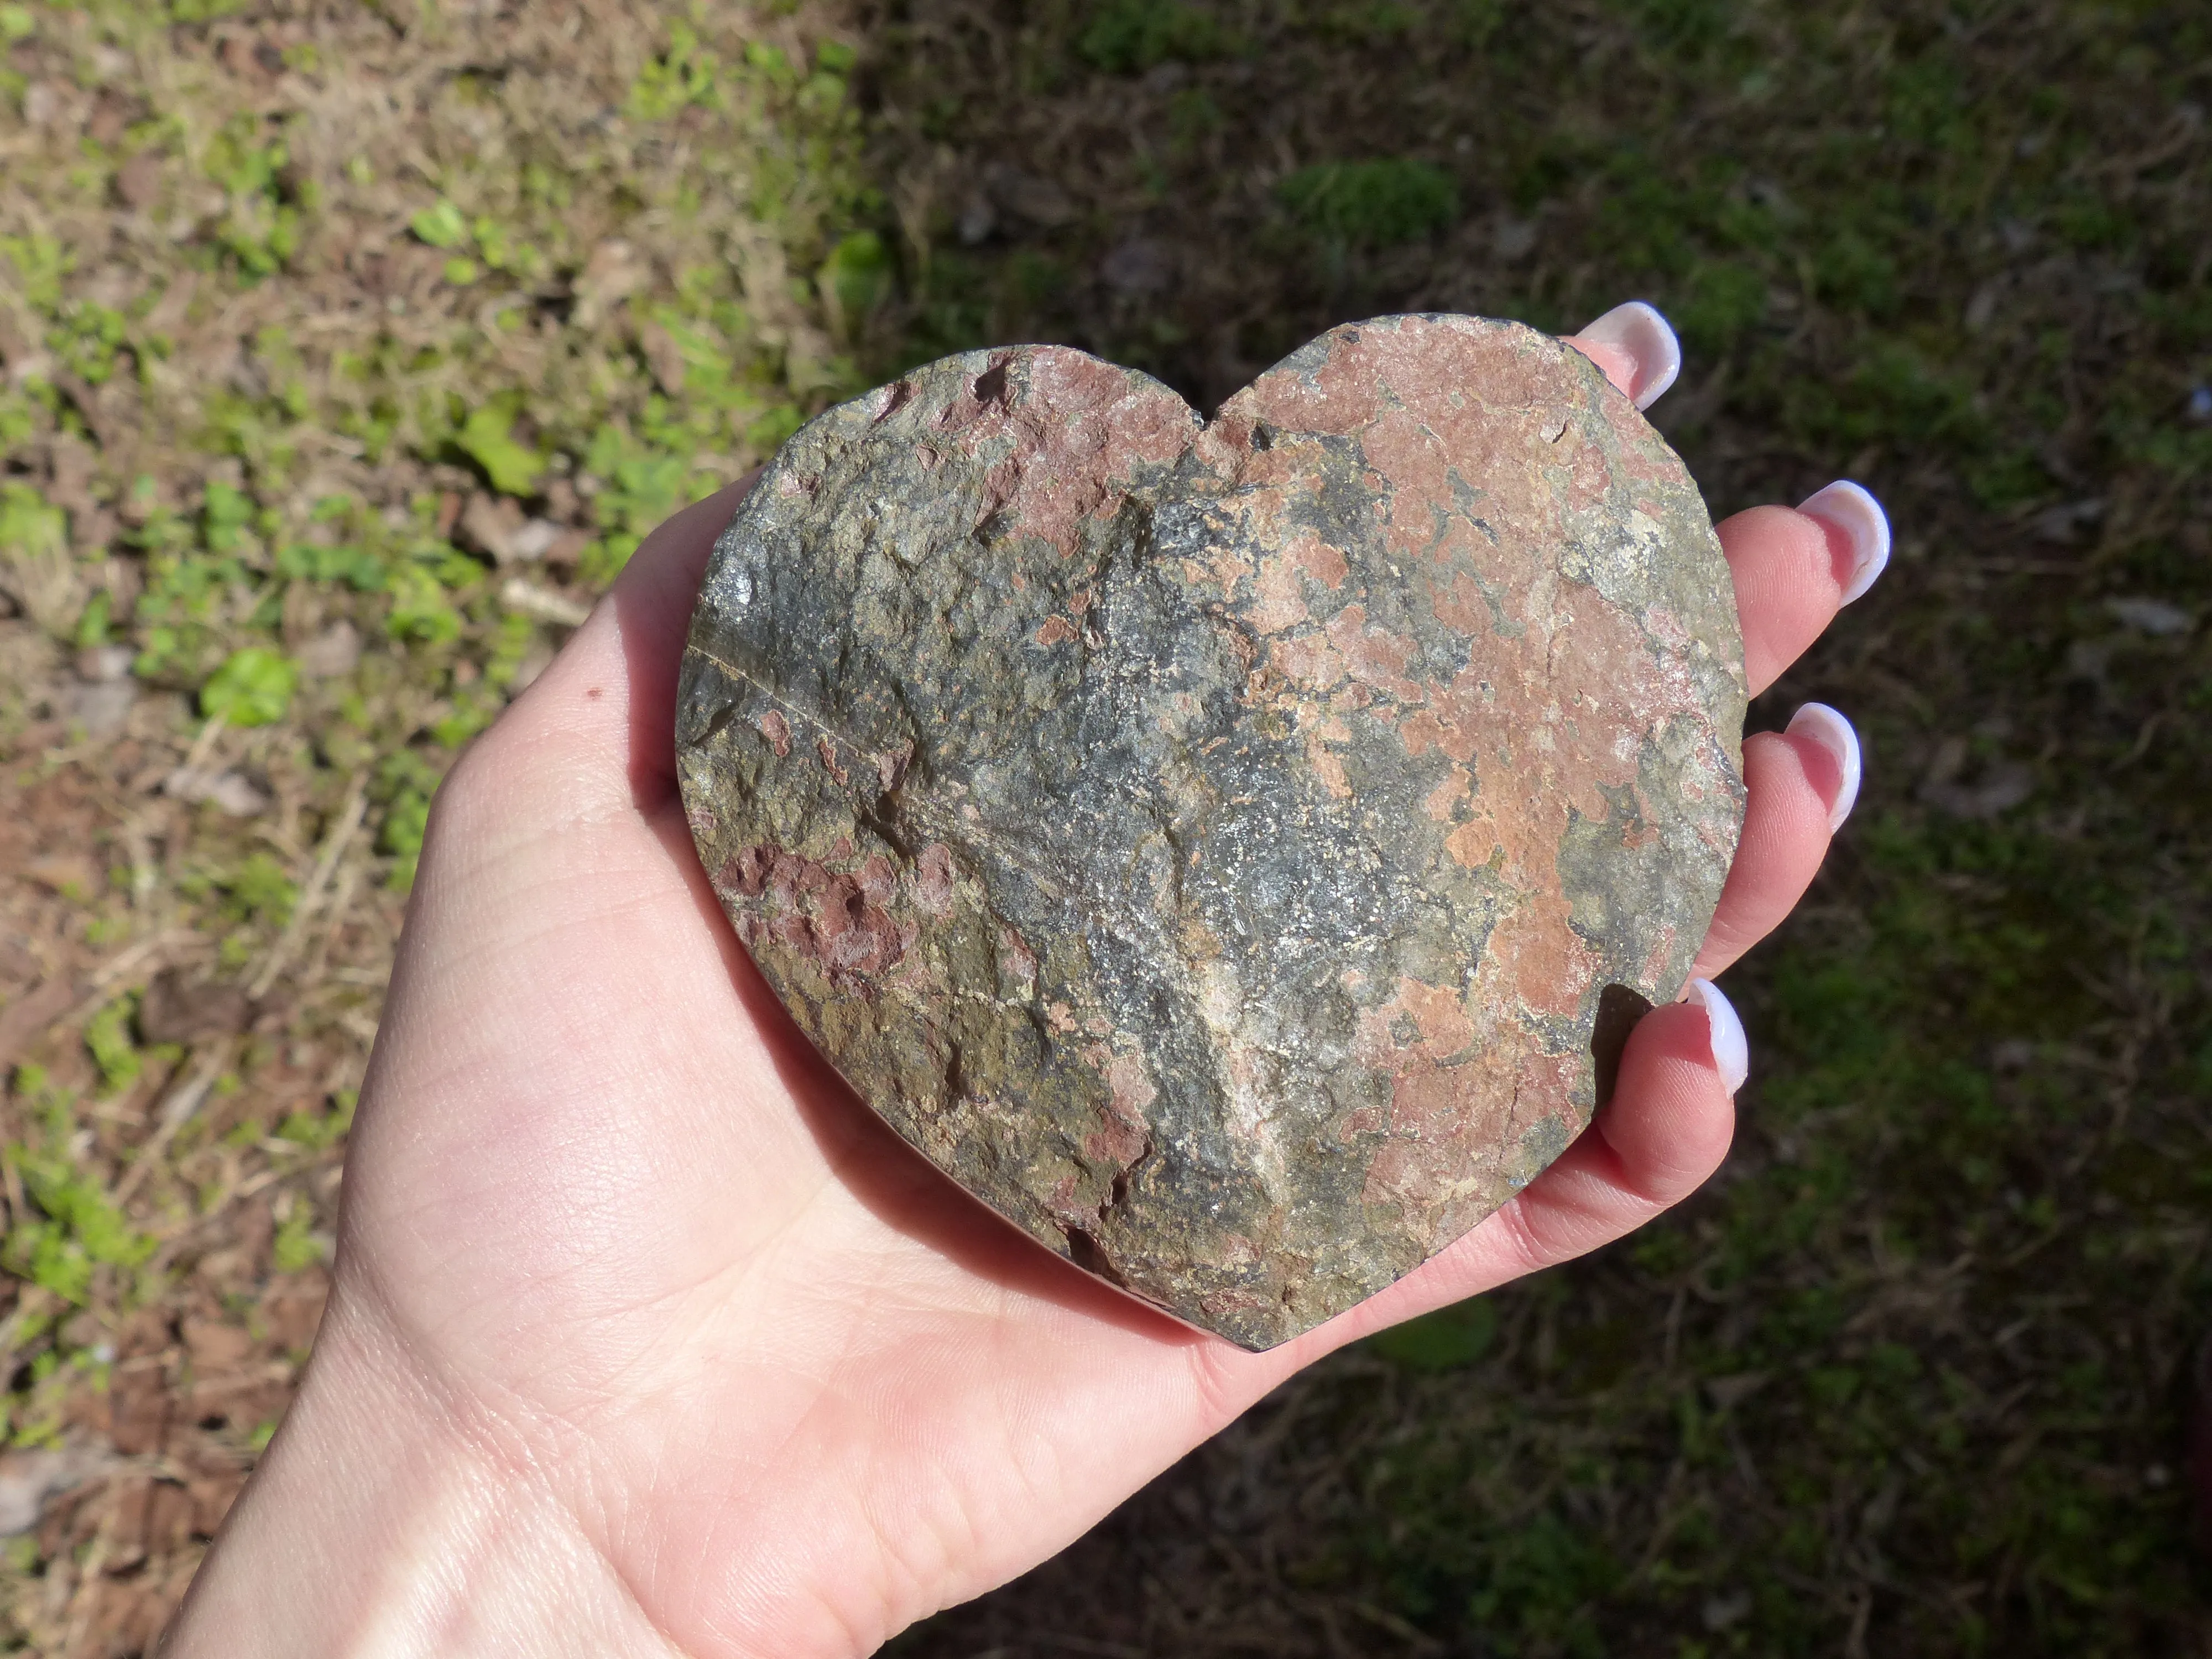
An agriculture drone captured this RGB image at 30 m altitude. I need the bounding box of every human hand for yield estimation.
[162,302,1884,1658]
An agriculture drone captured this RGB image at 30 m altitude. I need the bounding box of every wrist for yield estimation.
[161,1281,671,1659]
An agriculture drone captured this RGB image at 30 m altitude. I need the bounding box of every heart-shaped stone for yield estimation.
[676,315,1746,1350]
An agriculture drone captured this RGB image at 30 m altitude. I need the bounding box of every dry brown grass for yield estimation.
[1,1,871,1647]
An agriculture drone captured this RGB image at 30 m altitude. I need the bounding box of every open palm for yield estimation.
[166,306,1883,1658]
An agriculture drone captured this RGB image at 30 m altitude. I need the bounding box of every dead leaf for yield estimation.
[501,577,591,627]
[104,1369,171,1455]
[139,969,252,1045]
[76,644,135,683]
[101,1474,201,1571]
[164,768,272,816]
[26,853,101,895]
[48,435,96,510]
[575,238,643,326]
[181,1318,254,1373]
[985,164,1077,228]
[296,619,362,679]
[639,321,687,395]
[0,935,38,983]
[72,505,118,554]
[263,1282,329,1355]
[116,150,162,209]
[186,1467,246,1534]
[458,492,526,563]
[0,1446,116,1536]
[0,978,76,1070]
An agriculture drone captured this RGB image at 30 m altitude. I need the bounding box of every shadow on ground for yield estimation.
[864,2,2212,1653]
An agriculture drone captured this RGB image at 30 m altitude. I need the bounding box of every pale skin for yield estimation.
[162,307,1881,1658]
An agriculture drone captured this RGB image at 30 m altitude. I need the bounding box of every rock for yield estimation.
[2106,595,2191,636]
[296,619,362,679]
[506,517,570,564]
[63,677,136,737]
[76,643,136,683]
[20,84,60,131]
[676,316,1747,1350]
[164,767,272,817]
[956,192,997,246]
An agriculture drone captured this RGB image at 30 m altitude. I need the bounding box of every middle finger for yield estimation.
[1720,482,1889,696]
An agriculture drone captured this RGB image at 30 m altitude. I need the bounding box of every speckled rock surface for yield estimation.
[676,315,1747,1350]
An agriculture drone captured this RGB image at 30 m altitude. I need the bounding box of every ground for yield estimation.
[1,0,2209,1655]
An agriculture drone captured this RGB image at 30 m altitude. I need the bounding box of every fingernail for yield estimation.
[1572,300,1681,410]
[1786,702,1862,832]
[1687,978,1748,1095]
[1796,479,1890,605]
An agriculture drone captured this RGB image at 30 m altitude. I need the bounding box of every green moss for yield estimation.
[408,197,469,250]
[1278,159,1459,249]
[629,19,724,119]
[199,645,299,726]
[0,481,66,564]
[270,1207,324,1273]
[378,790,431,891]
[819,231,894,335]
[453,401,545,497]
[1367,1299,1498,1372]
[82,1000,140,1098]
[3,1152,156,1306]
[273,1089,355,1154]
[221,852,296,928]
[1076,0,1225,72]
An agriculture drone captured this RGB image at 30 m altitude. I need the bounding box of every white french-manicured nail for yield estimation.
[1796,479,1890,605]
[1687,978,1748,1095]
[1786,702,1861,832]
[1572,300,1681,410]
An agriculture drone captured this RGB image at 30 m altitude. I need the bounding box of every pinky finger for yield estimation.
[1337,985,1745,1347]
[1491,989,1743,1271]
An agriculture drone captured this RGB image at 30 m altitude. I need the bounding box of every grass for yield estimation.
[867,0,2212,1654]
[2,0,2209,1652]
